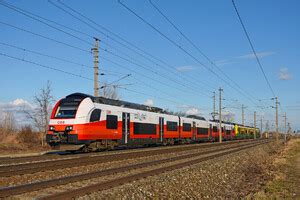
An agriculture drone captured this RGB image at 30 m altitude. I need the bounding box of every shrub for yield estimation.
[17,126,40,146]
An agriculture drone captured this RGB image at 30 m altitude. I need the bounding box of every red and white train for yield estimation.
[46,93,237,150]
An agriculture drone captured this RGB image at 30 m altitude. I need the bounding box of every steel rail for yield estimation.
[0,140,255,177]
[39,141,268,200]
[0,140,268,198]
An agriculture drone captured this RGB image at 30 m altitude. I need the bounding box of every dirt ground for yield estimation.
[250,138,300,199]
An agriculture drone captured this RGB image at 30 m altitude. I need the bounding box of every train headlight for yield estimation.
[65,126,73,131]
[49,126,55,131]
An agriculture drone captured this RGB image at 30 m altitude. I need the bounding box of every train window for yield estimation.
[134,122,156,135]
[226,130,231,135]
[55,106,77,118]
[213,126,218,132]
[183,123,191,132]
[167,121,178,131]
[106,115,118,129]
[90,109,101,122]
[197,127,208,135]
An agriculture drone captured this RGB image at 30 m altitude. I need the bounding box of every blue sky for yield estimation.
[0,0,299,131]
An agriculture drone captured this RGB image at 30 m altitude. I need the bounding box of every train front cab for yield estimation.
[46,93,96,147]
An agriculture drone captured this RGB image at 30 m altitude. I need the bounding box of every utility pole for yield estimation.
[260,116,263,138]
[212,91,216,120]
[92,38,99,97]
[219,88,223,143]
[254,111,256,139]
[275,97,279,141]
[242,104,245,126]
[284,112,287,141]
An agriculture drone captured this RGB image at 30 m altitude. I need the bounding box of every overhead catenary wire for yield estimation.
[50,0,272,114]
[0,20,210,98]
[0,51,204,111]
[101,47,211,97]
[1,0,214,96]
[148,0,261,107]
[118,0,264,109]
[0,41,123,76]
[0,41,92,69]
[0,20,90,53]
[0,1,93,46]
[49,0,216,91]
[0,20,209,107]
[101,56,203,106]
[51,0,273,118]
[231,0,276,98]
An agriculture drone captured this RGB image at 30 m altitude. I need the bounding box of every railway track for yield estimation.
[0,139,269,199]
[0,139,250,166]
[0,139,256,177]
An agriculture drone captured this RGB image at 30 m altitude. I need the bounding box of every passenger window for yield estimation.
[167,121,178,131]
[90,109,101,122]
[183,123,191,132]
[106,115,118,129]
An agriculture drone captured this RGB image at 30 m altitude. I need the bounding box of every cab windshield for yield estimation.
[55,106,77,118]
[54,99,81,119]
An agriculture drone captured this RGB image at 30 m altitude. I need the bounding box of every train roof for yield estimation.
[67,93,164,113]
[66,93,206,121]
[186,115,206,121]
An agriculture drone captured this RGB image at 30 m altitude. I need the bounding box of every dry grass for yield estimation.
[251,139,300,199]
[0,126,49,154]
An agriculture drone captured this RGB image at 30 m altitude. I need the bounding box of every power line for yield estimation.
[0,18,203,97]
[0,51,204,111]
[101,56,203,106]
[231,0,276,97]
[148,0,261,107]
[0,39,204,101]
[0,1,93,46]
[49,0,216,92]
[118,0,262,108]
[0,52,95,83]
[101,47,211,97]
[0,20,90,53]
[0,19,206,97]
[0,41,124,76]
[0,41,92,69]
[2,0,214,95]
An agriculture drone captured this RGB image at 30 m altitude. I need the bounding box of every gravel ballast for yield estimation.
[79,141,282,199]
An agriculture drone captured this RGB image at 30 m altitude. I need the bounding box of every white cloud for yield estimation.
[0,99,34,125]
[279,68,292,80]
[214,59,235,66]
[176,65,196,72]
[186,108,200,115]
[238,51,275,59]
[214,51,275,67]
[144,99,154,106]
[11,99,34,108]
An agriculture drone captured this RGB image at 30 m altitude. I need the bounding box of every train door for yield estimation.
[122,112,130,144]
[159,117,164,142]
[192,121,196,140]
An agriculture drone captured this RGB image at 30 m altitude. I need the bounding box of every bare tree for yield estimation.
[0,112,16,138]
[25,81,54,146]
[222,113,235,123]
[100,82,120,100]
